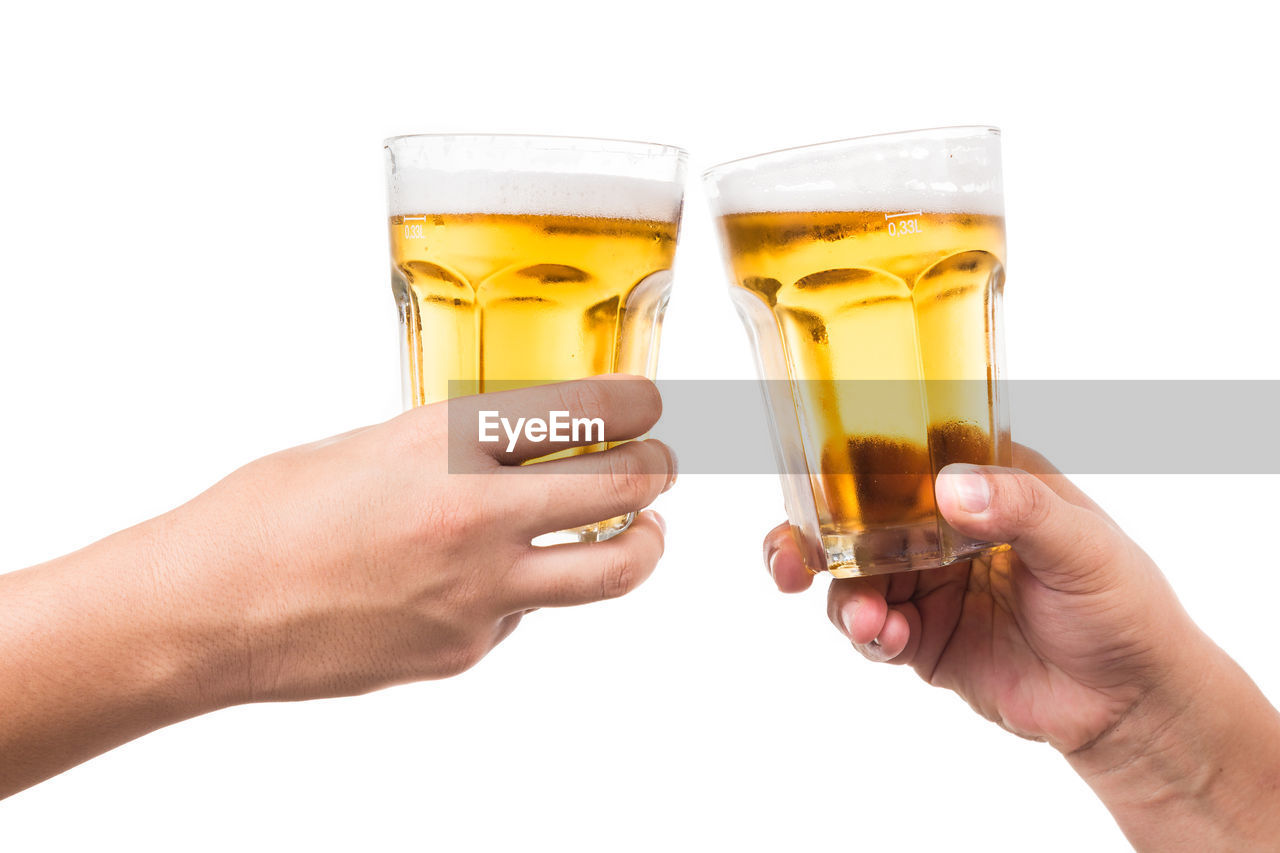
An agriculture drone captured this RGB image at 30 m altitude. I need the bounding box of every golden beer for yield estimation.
[389,212,678,405]
[707,127,1011,576]
[717,208,1010,574]
[384,135,686,544]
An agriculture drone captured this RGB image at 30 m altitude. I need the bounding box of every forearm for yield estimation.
[0,512,245,798]
[1069,641,1280,850]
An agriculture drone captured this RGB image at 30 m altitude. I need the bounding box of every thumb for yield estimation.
[934,463,1125,591]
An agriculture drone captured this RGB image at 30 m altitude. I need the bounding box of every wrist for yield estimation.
[1067,635,1280,849]
[128,508,254,714]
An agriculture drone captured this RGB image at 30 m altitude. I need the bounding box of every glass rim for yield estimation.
[702,125,1000,181]
[383,132,687,162]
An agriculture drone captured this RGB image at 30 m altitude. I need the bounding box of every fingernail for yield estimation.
[864,637,891,662]
[943,464,991,513]
[839,601,858,638]
[764,542,779,578]
[663,445,679,493]
[652,511,667,535]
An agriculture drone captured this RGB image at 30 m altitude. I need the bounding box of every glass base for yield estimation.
[532,512,635,547]
[821,519,1011,578]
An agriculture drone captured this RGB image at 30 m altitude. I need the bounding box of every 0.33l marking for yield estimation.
[402,215,426,239]
[884,210,923,237]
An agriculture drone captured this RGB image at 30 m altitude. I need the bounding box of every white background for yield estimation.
[1,1,1276,850]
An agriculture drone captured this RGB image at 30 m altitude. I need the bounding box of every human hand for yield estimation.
[763,445,1196,753]
[0,375,676,797]
[167,374,675,705]
[762,446,1280,848]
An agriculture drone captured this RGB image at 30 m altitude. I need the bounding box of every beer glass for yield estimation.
[385,134,687,543]
[704,127,1011,577]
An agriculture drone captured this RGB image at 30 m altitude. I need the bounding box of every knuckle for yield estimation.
[630,377,662,423]
[1004,472,1052,531]
[644,439,675,481]
[598,551,639,601]
[606,448,654,508]
[560,379,608,422]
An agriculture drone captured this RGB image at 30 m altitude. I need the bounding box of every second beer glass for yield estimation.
[705,127,1011,577]
[385,134,687,543]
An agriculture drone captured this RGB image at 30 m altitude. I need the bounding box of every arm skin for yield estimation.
[0,514,246,799]
[1065,635,1280,848]
[764,446,1280,850]
[0,375,676,799]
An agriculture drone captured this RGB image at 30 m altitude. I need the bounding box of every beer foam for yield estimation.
[385,135,685,221]
[387,170,683,221]
[705,128,1004,216]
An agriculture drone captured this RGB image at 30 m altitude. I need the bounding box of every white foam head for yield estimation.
[704,127,1003,216]
[385,134,686,221]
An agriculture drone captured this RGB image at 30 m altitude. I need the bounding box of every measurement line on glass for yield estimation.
[402,215,427,238]
[884,210,924,236]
